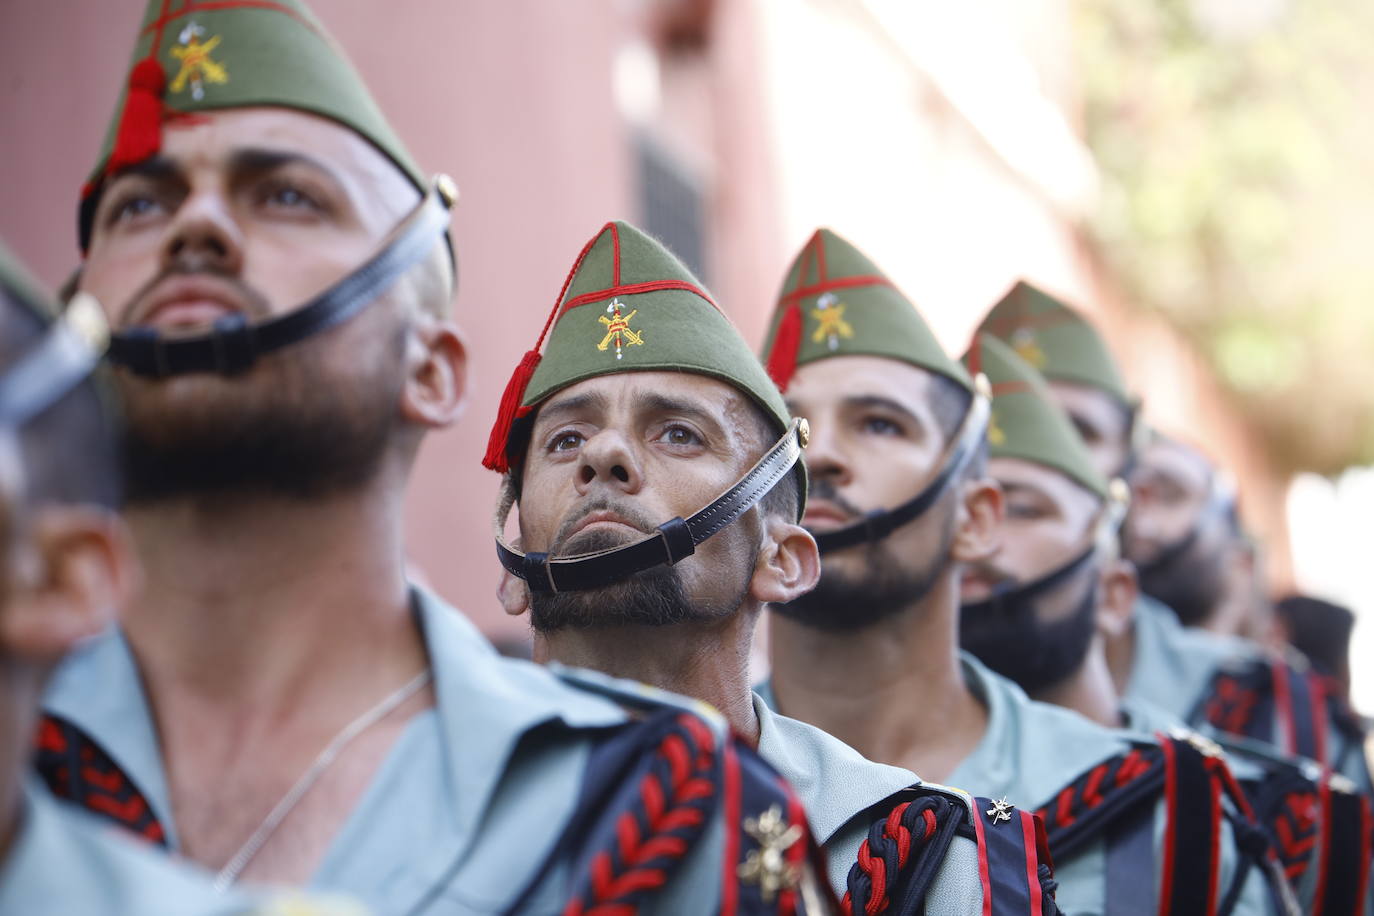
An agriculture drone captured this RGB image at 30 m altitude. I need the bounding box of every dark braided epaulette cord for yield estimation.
[842,792,1060,916]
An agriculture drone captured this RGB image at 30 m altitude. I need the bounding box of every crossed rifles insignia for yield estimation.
[170,23,229,100]
[598,299,644,360]
[737,805,804,903]
[811,292,853,351]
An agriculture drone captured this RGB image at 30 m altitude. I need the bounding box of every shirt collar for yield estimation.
[752,692,919,846]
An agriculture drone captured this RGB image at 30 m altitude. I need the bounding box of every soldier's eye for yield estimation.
[1006,503,1046,520]
[548,431,585,452]
[862,416,902,436]
[659,425,701,447]
[107,193,164,225]
[260,181,322,212]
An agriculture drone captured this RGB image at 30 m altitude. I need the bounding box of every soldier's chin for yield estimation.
[554,527,644,558]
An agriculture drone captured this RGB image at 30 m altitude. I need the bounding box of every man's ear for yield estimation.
[949,477,1003,565]
[498,566,532,618]
[750,518,820,605]
[1096,558,1137,638]
[400,316,468,429]
[1,506,137,663]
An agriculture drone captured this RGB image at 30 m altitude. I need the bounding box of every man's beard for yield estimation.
[529,523,750,633]
[960,561,1098,695]
[117,269,407,504]
[1135,533,1228,628]
[772,480,955,633]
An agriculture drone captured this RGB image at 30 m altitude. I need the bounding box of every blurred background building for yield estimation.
[2,0,1368,700]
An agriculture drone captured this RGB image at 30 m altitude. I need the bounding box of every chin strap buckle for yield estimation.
[209,313,259,374]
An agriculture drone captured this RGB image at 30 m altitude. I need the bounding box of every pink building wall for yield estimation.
[0,0,1291,640]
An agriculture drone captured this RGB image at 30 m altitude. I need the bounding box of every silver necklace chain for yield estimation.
[211,668,434,892]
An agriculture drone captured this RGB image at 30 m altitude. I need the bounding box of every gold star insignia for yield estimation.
[737,804,803,903]
[988,413,1006,446]
[985,797,1014,824]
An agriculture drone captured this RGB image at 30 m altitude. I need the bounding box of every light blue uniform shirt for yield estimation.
[0,784,262,916]
[1126,594,1372,795]
[947,655,1269,916]
[41,587,727,915]
[753,694,986,912]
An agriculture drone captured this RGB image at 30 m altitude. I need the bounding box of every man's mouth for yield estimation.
[562,510,646,543]
[132,276,251,331]
[801,501,855,531]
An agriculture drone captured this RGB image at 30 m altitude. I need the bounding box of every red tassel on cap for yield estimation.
[108,57,167,176]
[482,349,542,473]
[765,301,803,391]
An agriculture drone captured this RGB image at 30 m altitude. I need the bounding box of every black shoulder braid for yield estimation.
[496,706,832,916]
[1195,656,1368,775]
[33,713,166,846]
[841,788,1059,916]
[1034,733,1288,916]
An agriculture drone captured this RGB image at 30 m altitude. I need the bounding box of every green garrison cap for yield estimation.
[80,0,424,246]
[761,228,971,393]
[964,334,1108,500]
[484,221,795,480]
[976,281,1130,405]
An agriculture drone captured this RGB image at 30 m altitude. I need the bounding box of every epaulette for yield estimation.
[1034,731,1282,916]
[840,784,1058,916]
[1194,655,1365,772]
[506,704,832,915]
[33,713,166,846]
[1232,746,1372,916]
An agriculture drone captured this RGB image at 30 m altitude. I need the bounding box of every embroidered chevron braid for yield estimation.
[840,795,953,916]
[1034,746,1163,846]
[33,714,167,846]
[1205,673,1264,738]
[563,713,718,916]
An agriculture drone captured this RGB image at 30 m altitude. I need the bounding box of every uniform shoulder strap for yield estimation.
[505,705,829,916]
[32,713,167,847]
[841,787,1059,916]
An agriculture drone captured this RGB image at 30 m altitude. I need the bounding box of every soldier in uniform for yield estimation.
[757,229,1277,915]
[975,282,1372,798]
[489,220,1059,914]
[958,333,1367,913]
[0,242,365,914]
[39,2,813,912]
[1127,432,1271,642]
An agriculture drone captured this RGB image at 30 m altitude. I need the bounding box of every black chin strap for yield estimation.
[811,390,990,554]
[107,176,456,378]
[963,484,1129,615]
[495,418,809,593]
[0,293,108,427]
[1135,478,1235,578]
[962,545,1098,617]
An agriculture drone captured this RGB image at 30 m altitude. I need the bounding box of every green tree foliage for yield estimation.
[1075,0,1374,474]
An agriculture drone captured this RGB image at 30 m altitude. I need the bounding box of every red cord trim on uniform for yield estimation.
[778,275,893,308]
[1020,811,1044,916]
[609,222,622,287]
[1205,765,1222,916]
[1312,771,1334,916]
[721,740,741,916]
[1157,737,1179,916]
[1271,659,1299,757]
[971,799,994,916]
[990,380,1033,397]
[780,791,808,916]
[966,338,983,376]
[140,0,319,38]
[560,280,717,315]
[1309,674,1330,766]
